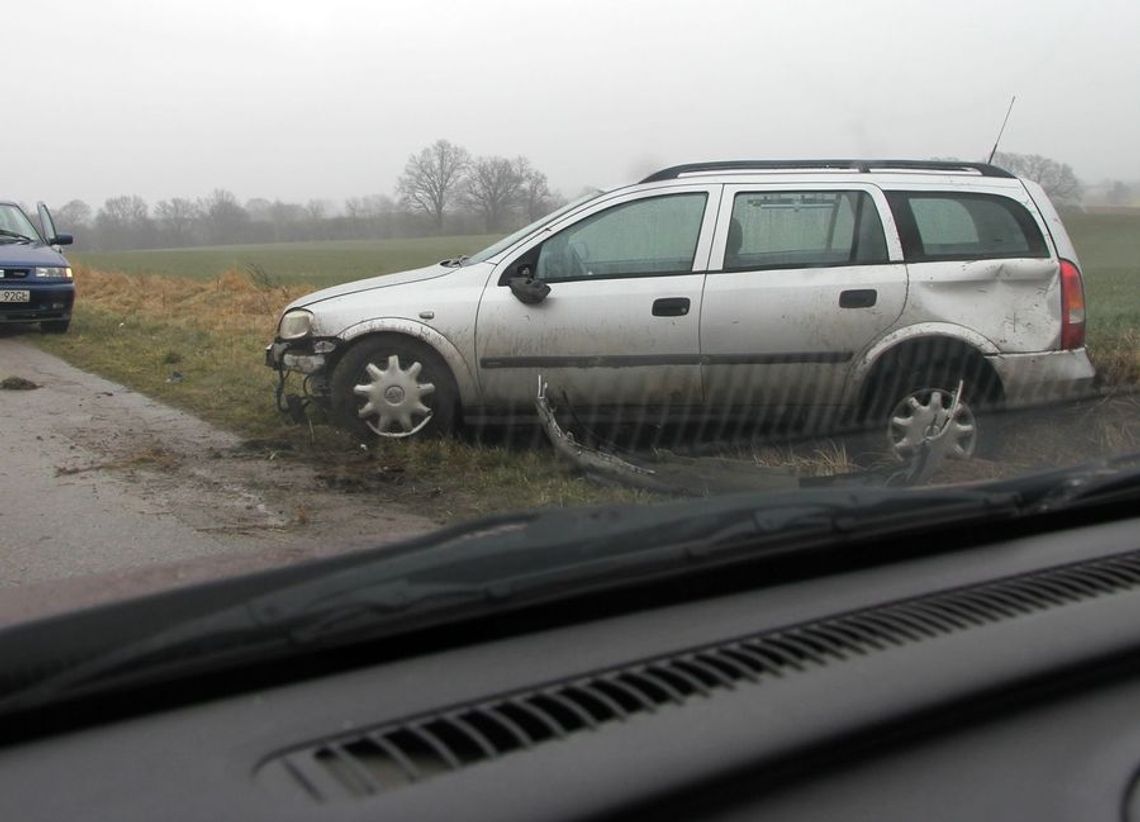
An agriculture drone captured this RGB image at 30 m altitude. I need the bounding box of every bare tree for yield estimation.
[462,155,526,231]
[345,194,396,237]
[993,152,1083,206]
[396,139,470,230]
[199,189,249,245]
[54,200,92,232]
[1106,180,1133,206]
[304,199,328,222]
[244,198,274,222]
[155,198,200,247]
[360,194,395,218]
[303,199,332,239]
[95,195,153,249]
[516,157,554,222]
[345,195,392,219]
[268,199,305,241]
[98,195,149,224]
[343,196,366,222]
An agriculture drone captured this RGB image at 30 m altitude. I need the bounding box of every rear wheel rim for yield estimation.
[887,388,977,461]
[352,354,436,438]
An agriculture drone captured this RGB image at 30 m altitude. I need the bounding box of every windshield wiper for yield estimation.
[0,486,1024,714]
[439,254,469,267]
[1,454,1138,716]
[999,451,1140,511]
[0,229,35,243]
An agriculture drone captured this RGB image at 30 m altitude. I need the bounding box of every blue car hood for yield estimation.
[0,242,70,267]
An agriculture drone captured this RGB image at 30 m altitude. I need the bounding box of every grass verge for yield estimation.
[33,267,647,522]
[33,260,1139,520]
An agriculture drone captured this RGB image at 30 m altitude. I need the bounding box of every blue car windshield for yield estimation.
[464,191,603,265]
[0,204,43,243]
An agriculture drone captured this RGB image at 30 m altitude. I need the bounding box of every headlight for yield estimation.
[278,309,313,340]
[34,267,72,279]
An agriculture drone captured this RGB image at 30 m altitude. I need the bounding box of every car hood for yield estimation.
[0,243,69,267]
[288,262,453,311]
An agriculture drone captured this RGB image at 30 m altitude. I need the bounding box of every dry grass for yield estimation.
[70,264,309,336]
[33,264,1140,514]
[749,440,856,476]
[36,267,646,521]
[36,265,313,437]
[1089,328,1140,388]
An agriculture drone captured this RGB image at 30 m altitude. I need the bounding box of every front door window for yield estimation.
[536,193,708,281]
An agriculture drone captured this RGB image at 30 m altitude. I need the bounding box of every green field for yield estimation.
[1062,212,1140,340]
[73,235,500,289]
[73,217,1138,343]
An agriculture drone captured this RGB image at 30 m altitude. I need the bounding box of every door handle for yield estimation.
[839,289,877,309]
[652,297,691,317]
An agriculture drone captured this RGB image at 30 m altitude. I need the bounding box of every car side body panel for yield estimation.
[337,317,481,407]
[473,184,720,409]
[302,264,493,407]
[894,256,1063,351]
[1020,178,1082,266]
[879,180,1065,353]
[267,165,1097,430]
[700,183,908,412]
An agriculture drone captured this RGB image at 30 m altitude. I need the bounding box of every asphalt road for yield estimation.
[0,333,435,624]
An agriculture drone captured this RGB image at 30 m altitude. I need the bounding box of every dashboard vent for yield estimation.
[261,549,1140,802]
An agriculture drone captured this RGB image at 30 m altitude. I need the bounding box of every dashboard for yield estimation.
[2,515,1139,821]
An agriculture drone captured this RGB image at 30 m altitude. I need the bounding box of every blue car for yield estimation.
[0,201,75,333]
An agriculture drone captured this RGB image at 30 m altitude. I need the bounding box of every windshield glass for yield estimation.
[0,203,42,242]
[1,0,1137,688]
[463,191,602,264]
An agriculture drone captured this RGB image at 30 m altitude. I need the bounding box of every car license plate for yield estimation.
[0,290,30,303]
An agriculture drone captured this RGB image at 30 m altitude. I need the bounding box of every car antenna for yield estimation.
[986,95,1017,164]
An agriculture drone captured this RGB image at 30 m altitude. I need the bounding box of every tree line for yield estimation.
[49,139,568,251]
[43,145,1130,252]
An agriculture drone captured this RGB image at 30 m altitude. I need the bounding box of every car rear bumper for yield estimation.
[988,348,1097,408]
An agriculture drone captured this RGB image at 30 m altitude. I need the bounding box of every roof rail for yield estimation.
[640,159,1015,183]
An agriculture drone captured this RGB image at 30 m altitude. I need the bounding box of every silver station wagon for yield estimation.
[266,160,1095,457]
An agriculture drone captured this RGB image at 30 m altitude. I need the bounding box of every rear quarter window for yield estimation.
[887,191,1049,261]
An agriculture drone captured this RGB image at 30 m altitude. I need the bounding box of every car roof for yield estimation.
[640,159,1015,182]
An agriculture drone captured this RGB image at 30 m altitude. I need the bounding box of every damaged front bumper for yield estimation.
[264,338,339,375]
[266,337,341,420]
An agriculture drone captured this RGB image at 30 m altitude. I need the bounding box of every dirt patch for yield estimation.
[556,390,1140,494]
[0,337,437,623]
[3,318,1134,624]
[1,376,39,390]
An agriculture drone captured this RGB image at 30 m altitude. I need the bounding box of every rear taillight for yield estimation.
[1059,258,1086,349]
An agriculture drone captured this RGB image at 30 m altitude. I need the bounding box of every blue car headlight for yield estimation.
[33,267,72,279]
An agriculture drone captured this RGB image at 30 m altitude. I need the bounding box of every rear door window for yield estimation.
[888,192,1049,260]
[723,190,888,271]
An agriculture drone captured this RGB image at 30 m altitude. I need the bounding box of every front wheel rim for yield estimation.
[887,388,978,461]
[352,354,436,438]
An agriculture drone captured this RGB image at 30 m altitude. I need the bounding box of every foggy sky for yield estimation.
[8,0,1139,209]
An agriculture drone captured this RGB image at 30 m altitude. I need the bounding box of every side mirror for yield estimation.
[51,234,73,246]
[508,274,551,305]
